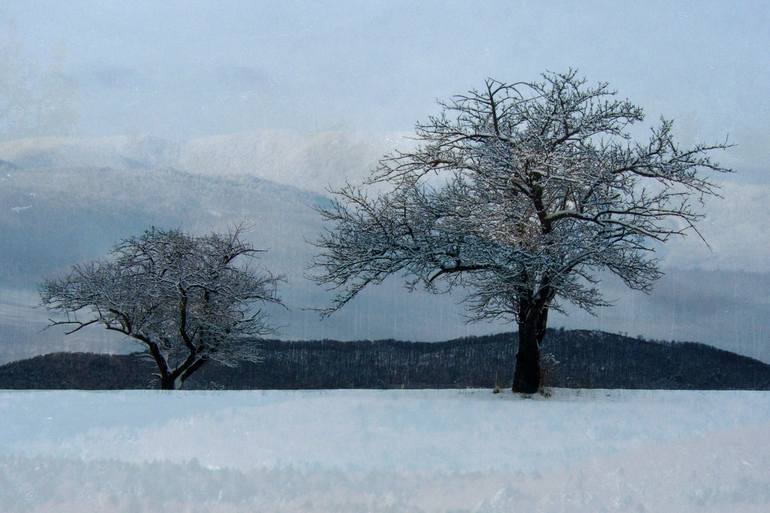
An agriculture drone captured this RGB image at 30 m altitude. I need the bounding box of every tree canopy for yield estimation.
[313,69,732,392]
[41,226,283,389]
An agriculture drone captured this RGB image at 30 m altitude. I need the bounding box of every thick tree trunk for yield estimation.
[512,305,549,394]
[512,321,541,393]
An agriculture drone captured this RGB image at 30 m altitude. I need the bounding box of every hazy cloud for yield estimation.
[0,2,767,364]
[79,64,144,90]
[2,0,767,170]
[218,65,271,89]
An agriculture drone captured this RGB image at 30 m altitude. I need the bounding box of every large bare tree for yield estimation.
[312,70,732,393]
[40,226,283,389]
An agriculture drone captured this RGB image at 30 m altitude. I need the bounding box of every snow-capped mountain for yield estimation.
[0,130,405,193]
[1,132,769,365]
[0,143,476,363]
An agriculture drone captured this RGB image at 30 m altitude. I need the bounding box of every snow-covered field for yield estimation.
[1,388,768,512]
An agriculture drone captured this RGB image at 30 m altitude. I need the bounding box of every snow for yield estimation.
[1,388,768,512]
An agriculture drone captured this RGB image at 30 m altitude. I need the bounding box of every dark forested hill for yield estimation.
[1,330,769,390]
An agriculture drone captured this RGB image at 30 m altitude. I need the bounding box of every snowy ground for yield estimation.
[1,389,768,512]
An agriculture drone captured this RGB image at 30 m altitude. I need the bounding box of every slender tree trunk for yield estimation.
[512,305,549,393]
[143,340,177,390]
[178,357,208,387]
[160,374,178,390]
[158,356,208,390]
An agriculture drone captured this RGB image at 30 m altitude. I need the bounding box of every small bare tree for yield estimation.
[312,70,732,393]
[40,226,283,389]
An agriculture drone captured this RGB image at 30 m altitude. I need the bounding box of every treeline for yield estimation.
[2,329,769,390]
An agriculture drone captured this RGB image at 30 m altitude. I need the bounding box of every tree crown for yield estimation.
[41,226,283,368]
[313,70,732,321]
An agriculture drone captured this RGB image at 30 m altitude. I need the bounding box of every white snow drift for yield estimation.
[0,388,768,512]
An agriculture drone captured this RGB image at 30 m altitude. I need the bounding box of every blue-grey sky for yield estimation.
[1,1,770,362]
[1,0,768,176]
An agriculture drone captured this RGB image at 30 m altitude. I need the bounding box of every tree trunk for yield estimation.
[144,341,177,390]
[159,374,179,390]
[512,321,540,393]
[179,357,208,387]
[512,305,549,394]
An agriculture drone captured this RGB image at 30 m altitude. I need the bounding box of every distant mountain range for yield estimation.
[1,132,768,364]
[1,330,768,390]
[0,131,397,193]
[0,164,326,284]
[0,160,476,357]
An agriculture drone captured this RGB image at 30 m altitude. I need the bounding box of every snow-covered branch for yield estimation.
[40,227,284,389]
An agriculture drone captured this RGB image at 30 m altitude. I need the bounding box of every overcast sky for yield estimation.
[1,0,768,178]
[1,1,769,361]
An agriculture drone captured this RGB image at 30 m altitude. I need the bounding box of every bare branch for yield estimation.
[311,70,732,324]
[40,226,283,389]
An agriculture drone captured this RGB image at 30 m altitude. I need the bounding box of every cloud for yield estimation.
[662,181,770,274]
[0,133,767,365]
[79,64,144,90]
[553,268,770,363]
[217,65,271,89]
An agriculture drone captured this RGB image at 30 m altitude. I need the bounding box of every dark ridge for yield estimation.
[1,329,769,390]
